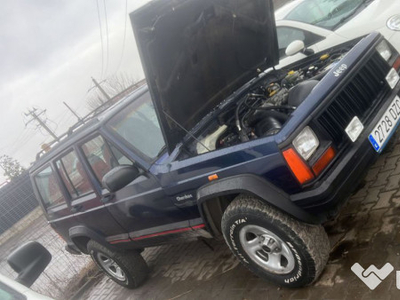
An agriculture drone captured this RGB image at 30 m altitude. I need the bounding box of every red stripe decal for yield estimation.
[132,224,206,241]
[109,238,131,244]
[192,224,206,230]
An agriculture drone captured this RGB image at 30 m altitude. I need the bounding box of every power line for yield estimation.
[115,0,128,74]
[63,101,84,124]
[91,77,111,100]
[0,127,29,153]
[96,0,105,79]
[103,0,110,77]
[24,108,59,141]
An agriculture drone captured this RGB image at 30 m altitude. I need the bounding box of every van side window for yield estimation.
[34,165,66,208]
[82,135,132,183]
[56,150,94,198]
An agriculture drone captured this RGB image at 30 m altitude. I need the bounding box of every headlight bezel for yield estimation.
[376,40,393,62]
[292,126,319,161]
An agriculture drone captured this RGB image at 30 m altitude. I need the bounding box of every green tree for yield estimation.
[0,155,26,181]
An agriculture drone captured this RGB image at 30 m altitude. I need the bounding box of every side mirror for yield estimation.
[102,165,140,193]
[7,241,52,287]
[285,40,306,56]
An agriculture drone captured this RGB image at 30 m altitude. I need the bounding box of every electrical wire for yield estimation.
[115,0,128,74]
[103,0,110,77]
[96,0,105,80]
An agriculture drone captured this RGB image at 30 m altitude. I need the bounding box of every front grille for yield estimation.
[318,51,391,146]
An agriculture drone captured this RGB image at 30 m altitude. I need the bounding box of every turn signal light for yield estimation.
[312,146,336,176]
[393,56,400,71]
[208,174,219,181]
[282,148,314,184]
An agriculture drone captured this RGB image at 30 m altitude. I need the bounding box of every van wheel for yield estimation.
[87,240,148,289]
[221,195,329,288]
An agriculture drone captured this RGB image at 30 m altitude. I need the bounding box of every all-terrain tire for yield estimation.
[87,240,148,289]
[221,195,330,288]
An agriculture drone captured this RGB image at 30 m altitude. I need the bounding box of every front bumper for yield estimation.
[291,81,400,222]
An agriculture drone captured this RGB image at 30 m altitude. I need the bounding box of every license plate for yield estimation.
[369,95,400,152]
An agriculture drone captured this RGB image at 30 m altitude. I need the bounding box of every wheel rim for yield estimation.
[239,224,295,274]
[96,253,126,281]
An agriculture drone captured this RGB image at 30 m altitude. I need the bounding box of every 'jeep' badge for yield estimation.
[333,64,348,77]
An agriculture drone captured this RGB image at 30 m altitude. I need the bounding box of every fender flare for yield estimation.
[197,174,319,224]
[69,226,117,254]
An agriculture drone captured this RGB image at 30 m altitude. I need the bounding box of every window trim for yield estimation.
[79,134,121,185]
[75,131,137,185]
[53,147,95,201]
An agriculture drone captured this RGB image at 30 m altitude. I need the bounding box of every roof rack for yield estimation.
[35,79,147,161]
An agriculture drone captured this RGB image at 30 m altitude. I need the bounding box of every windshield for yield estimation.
[284,0,371,30]
[107,92,165,159]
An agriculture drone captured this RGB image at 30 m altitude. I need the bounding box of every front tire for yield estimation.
[221,195,329,288]
[87,240,148,289]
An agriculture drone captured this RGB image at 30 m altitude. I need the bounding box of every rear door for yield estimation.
[54,147,125,238]
[32,163,75,239]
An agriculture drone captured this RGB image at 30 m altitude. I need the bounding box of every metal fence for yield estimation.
[0,172,38,235]
[0,174,95,299]
[0,216,94,299]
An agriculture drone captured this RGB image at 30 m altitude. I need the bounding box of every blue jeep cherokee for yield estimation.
[30,0,400,289]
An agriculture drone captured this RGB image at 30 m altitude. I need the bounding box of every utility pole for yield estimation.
[63,102,84,124]
[91,77,111,100]
[24,108,59,141]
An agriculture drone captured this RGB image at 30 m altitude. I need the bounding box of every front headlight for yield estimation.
[292,126,319,160]
[387,15,400,31]
[376,40,392,61]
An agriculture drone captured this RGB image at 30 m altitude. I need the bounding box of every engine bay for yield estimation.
[191,50,350,156]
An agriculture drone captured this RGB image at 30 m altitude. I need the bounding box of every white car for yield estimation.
[0,273,53,300]
[276,0,400,64]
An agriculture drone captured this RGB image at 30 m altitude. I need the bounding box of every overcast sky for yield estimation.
[0,0,151,183]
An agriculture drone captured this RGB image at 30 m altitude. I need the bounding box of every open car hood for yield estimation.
[130,0,279,153]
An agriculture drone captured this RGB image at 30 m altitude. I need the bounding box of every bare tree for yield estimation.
[104,73,139,96]
[86,94,107,112]
[0,155,26,181]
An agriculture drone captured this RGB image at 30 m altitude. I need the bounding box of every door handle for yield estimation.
[71,204,83,213]
[101,193,114,204]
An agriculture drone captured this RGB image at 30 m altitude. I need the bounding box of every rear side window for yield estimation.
[34,165,66,208]
[82,135,132,183]
[56,150,94,198]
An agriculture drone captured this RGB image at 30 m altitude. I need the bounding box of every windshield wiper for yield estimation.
[333,0,373,30]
